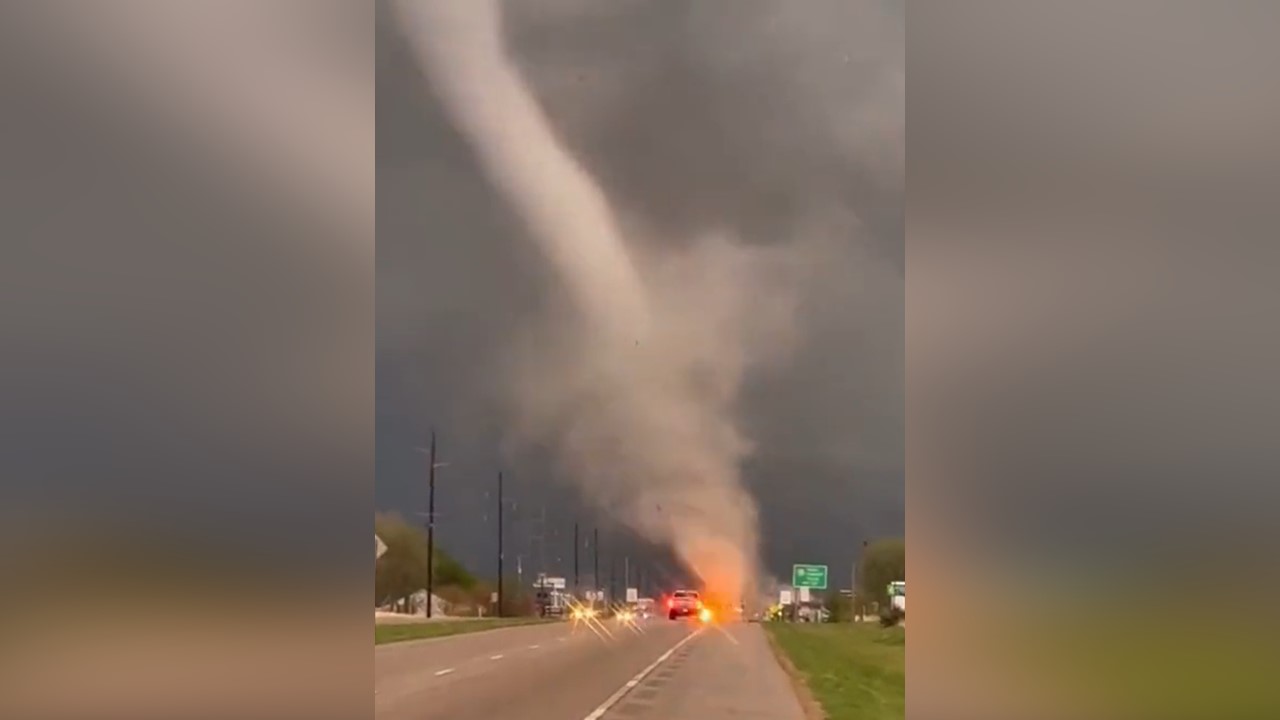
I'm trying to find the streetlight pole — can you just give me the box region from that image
[592,528,599,602]
[573,522,580,596]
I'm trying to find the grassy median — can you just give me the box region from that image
[765,622,905,720]
[374,617,557,645]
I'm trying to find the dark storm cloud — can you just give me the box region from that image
[377,0,902,588]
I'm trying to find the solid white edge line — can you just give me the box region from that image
[490,654,504,660]
[434,668,455,676]
[580,628,701,720]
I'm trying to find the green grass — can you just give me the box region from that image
[765,622,905,720]
[1013,612,1280,718]
[374,617,557,645]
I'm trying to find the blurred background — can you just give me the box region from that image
[909,2,1280,718]
[0,1,1277,719]
[0,2,372,718]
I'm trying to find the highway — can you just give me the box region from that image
[375,618,805,720]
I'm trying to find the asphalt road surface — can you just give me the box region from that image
[375,618,805,720]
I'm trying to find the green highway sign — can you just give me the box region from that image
[791,563,828,590]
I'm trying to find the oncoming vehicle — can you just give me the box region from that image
[635,598,655,619]
[666,590,704,621]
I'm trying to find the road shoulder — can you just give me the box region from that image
[763,622,829,720]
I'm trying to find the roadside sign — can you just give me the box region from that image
[626,587,638,603]
[375,534,387,559]
[798,586,811,603]
[791,564,828,589]
[779,589,793,605]
[490,592,499,603]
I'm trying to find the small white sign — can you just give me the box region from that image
[626,587,638,603]
[375,534,387,559]
[798,587,811,603]
[490,592,499,603]
[779,589,793,605]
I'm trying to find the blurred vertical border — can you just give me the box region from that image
[0,2,373,718]
[908,2,1280,718]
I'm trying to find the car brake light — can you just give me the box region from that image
[666,599,673,609]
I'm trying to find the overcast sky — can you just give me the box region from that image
[375,0,903,590]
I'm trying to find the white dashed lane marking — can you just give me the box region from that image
[580,629,700,720]
[490,654,504,660]
[434,668,455,676]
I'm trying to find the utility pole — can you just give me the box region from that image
[537,506,548,581]
[624,556,630,593]
[425,430,438,619]
[858,539,869,620]
[573,522,580,596]
[592,527,599,602]
[609,553,617,604]
[497,472,504,617]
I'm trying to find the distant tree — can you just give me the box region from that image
[374,513,480,612]
[497,575,536,617]
[433,547,477,590]
[827,593,855,622]
[467,581,495,612]
[374,513,429,609]
[857,538,905,608]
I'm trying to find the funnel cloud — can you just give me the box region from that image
[395,0,818,601]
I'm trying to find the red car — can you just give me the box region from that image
[666,589,702,620]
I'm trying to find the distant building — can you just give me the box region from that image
[888,581,905,612]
